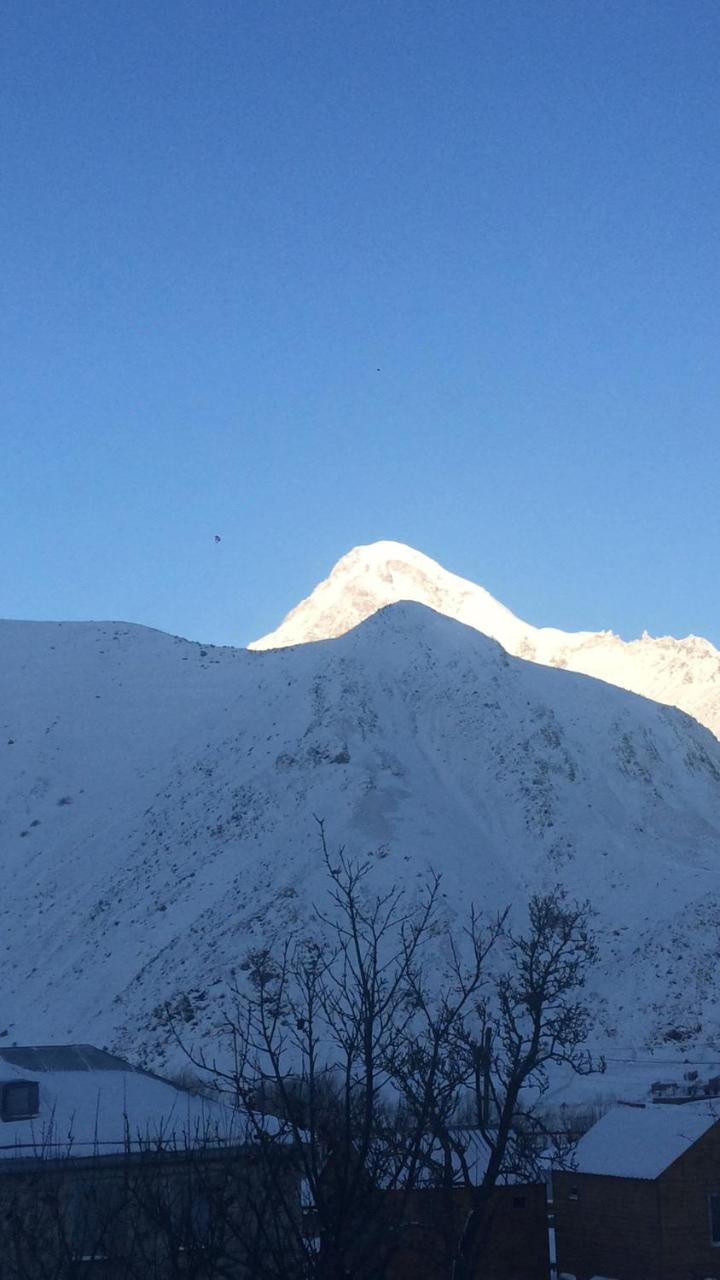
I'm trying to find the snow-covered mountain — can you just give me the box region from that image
[251,542,720,739]
[2,605,720,1076]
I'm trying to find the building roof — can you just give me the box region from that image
[415,1128,492,1187]
[0,1044,149,1074]
[392,1128,531,1188]
[0,1043,277,1162]
[570,1101,720,1180]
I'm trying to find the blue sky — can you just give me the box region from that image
[2,0,719,647]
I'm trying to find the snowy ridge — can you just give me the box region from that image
[2,606,720,1075]
[250,542,720,739]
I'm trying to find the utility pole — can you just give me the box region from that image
[474,1027,492,1127]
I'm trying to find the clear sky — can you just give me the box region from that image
[2,0,719,648]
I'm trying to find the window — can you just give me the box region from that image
[568,1185,579,1201]
[710,1192,720,1246]
[0,1080,39,1121]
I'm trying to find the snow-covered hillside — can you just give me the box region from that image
[251,542,720,739]
[2,607,720,1074]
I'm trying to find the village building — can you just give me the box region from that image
[553,1099,720,1280]
[380,1129,550,1280]
[384,1181,550,1280]
[0,1043,304,1278]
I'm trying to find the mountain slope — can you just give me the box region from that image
[2,608,720,1074]
[250,542,720,739]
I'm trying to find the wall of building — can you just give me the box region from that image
[553,1170,661,1280]
[657,1122,720,1280]
[0,1146,304,1280]
[385,1183,549,1280]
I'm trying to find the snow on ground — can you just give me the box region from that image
[2,602,720,1079]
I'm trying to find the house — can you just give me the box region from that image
[553,1099,720,1280]
[381,1129,550,1280]
[384,1182,550,1280]
[0,1044,304,1279]
[300,1123,549,1280]
[651,1069,720,1105]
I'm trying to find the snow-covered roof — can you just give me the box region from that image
[415,1128,491,1187]
[570,1101,720,1179]
[0,1043,264,1161]
[400,1128,530,1188]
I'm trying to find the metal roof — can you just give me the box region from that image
[0,1044,144,1074]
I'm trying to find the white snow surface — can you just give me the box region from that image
[570,1100,720,1179]
[250,542,720,740]
[2,603,720,1076]
[0,1048,242,1159]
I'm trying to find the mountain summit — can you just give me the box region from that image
[251,541,720,738]
[250,541,527,651]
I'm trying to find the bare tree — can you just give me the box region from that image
[177,822,467,1279]
[396,888,600,1280]
[172,826,600,1280]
